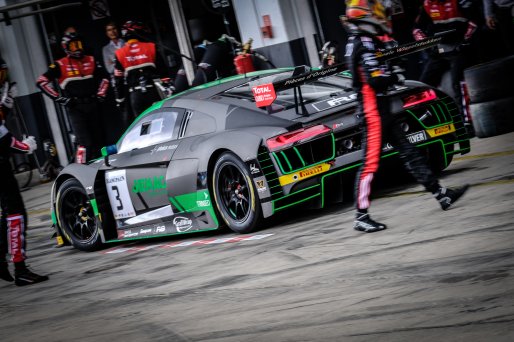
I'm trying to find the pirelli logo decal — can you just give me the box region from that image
[279,163,331,186]
[426,123,456,138]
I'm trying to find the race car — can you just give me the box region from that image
[51,66,471,251]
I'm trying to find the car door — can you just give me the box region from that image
[102,108,185,229]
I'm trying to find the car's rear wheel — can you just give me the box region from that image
[55,178,103,251]
[212,152,261,234]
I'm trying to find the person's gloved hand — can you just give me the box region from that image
[55,96,75,107]
[22,135,37,154]
[412,28,427,41]
[464,21,477,42]
[1,94,14,109]
[8,82,17,98]
[115,97,125,108]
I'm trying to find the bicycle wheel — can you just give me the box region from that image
[15,162,33,189]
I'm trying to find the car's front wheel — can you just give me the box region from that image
[55,178,103,251]
[212,152,261,234]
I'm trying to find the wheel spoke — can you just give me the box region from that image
[215,156,256,224]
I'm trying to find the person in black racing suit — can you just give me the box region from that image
[344,0,469,233]
[37,32,109,162]
[1,56,49,286]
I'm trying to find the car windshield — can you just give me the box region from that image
[221,70,353,113]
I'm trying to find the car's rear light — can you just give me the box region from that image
[403,89,437,108]
[266,124,331,151]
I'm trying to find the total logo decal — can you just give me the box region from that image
[103,233,275,254]
[173,216,193,232]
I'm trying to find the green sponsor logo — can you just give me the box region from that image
[132,176,166,193]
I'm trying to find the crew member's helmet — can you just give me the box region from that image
[121,20,150,40]
[319,41,339,67]
[61,32,84,58]
[345,0,391,35]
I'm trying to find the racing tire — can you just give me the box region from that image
[55,178,103,251]
[212,152,262,234]
[469,97,514,138]
[464,56,514,104]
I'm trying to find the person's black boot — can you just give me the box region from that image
[0,261,14,282]
[436,184,470,210]
[14,263,49,286]
[354,212,387,233]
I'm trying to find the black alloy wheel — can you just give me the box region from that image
[212,152,261,234]
[56,178,102,251]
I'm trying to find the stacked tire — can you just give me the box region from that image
[464,55,514,138]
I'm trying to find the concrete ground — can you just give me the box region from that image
[1,131,513,342]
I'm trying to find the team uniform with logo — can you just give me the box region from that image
[413,0,478,127]
[114,39,164,117]
[1,56,48,285]
[37,54,109,161]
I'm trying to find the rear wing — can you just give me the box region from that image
[252,32,452,113]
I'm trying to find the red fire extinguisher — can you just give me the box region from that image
[76,145,86,164]
[234,38,255,74]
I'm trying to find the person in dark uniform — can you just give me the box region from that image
[413,0,478,131]
[344,0,469,232]
[114,21,170,119]
[36,31,109,162]
[0,55,49,286]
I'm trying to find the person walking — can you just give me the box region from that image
[0,55,49,286]
[36,31,109,162]
[343,0,469,233]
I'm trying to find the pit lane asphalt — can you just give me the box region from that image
[1,132,513,342]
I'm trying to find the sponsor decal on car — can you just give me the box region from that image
[154,225,166,233]
[278,162,331,186]
[106,170,136,220]
[311,93,357,111]
[407,131,427,144]
[121,229,139,238]
[132,176,166,193]
[255,179,268,193]
[173,216,193,233]
[249,163,260,175]
[252,83,276,107]
[150,144,178,154]
[426,123,455,138]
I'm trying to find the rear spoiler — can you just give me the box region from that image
[252,31,453,112]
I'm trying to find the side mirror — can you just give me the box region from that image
[101,145,117,166]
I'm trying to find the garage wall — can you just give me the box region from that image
[232,0,320,67]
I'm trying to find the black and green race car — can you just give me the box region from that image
[51,66,471,251]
